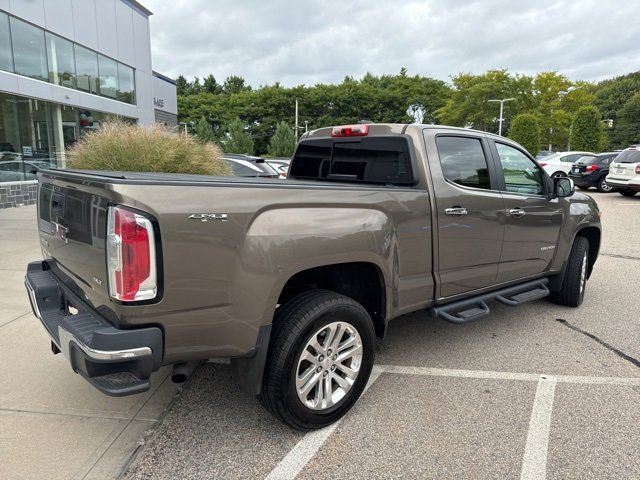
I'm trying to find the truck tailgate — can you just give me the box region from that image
[38,176,111,303]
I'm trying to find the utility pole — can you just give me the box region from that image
[488,98,514,136]
[294,99,299,139]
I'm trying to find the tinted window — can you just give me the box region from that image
[46,32,75,89]
[0,13,13,72]
[10,17,48,81]
[436,136,490,190]
[561,154,582,163]
[496,143,546,195]
[75,46,99,94]
[575,155,598,165]
[117,64,135,104]
[98,55,118,99]
[291,137,414,186]
[615,149,640,164]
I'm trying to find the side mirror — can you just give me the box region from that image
[554,177,574,198]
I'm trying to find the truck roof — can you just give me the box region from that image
[301,123,506,140]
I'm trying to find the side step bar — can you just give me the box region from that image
[429,278,550,324]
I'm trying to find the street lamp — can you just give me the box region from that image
[488,98,515,136]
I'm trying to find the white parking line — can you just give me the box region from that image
[520,376,557,480]
[264,365,640,480]
[264,366,384,480]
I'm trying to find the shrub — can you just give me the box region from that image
[570,106,602,152]
[67,120,231,175]
[507,113,541,155]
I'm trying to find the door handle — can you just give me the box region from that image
[445,207,468,216]
[509,208,526,217]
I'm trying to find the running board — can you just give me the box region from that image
[429,279,550,324]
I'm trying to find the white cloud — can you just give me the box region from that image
[143,0,640,85]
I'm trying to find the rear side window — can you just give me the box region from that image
[290,137,415,186]
[575,155,598,165]
[616,150,640,164]
[436,136,490,190]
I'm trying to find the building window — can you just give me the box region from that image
[98,55,118,99]
[45,32,76,89]
[117,64,136,104]
[9,17,48,82]
[0,13,13,72]
[74,45,99,95]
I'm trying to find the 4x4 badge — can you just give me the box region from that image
[189,213,228,223]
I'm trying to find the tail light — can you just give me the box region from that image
[586,165,600,172]
[107,206,157,302]
[538,162,547,167]
[636,164,640,174]
[331,124,369,137]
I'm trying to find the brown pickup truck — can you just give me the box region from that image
[25,123,601,429]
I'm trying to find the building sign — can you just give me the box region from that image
[153,97,165,108]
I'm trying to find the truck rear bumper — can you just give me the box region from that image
[25,261,163,396]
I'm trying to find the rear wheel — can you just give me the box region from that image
[550,236,589,307]
[259,290,375,430]
[619,189,638,197]
[596,177,613,193]
[551,171,566,179]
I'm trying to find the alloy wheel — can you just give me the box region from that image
[295,321,363,411]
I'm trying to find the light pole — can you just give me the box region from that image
[488,98,514,136]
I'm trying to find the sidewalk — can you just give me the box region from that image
[0,205,181,480]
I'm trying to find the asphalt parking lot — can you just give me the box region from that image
[123,191,640,480]
[1,191,638,480]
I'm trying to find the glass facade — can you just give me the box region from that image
[0,13,136,104]
[0,92,133,183]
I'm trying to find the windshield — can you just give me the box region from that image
[615,149,640,164]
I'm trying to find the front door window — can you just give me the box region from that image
[496,143,546,195]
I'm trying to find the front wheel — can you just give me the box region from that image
[259,290,375,430]
[619,189,638,197]
[550,236,589,307]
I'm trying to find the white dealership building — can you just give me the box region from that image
[0,0,177,207]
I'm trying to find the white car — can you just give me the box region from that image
[538,151,595,178]
[606,146,640,197]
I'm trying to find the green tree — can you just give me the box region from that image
[570,106,602,152]
[223,118,254,154]
[223,75,251,94]
[267,121,297,157]
[611,92,640,148]
[203,74,222,94]
[194,116,215,142]
[175,75,189,96]
[508,113,541,155]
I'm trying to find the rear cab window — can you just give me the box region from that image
[289,136,415,186]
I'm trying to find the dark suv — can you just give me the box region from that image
[569,152,620,192]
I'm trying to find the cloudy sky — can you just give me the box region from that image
[143,0,640,87]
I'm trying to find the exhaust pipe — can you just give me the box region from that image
[171,361,198,383]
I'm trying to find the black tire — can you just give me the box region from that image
[259,290,375,430]
[596,177,613,193]
[551,171,566,179]
[577,185,590,191]
[550,236,589,307]
[619,189,638,197]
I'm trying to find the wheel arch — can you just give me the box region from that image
[575,226,601,278]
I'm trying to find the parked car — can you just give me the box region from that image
[0,159,52,182]
[266,158,291,178]
[568,152,620,192]
[538,151,595,178]
[223,154,280,178]
[25,123,600,430]
[606,146,640,197]
[223,156,279,178]
[535,150,555,159]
